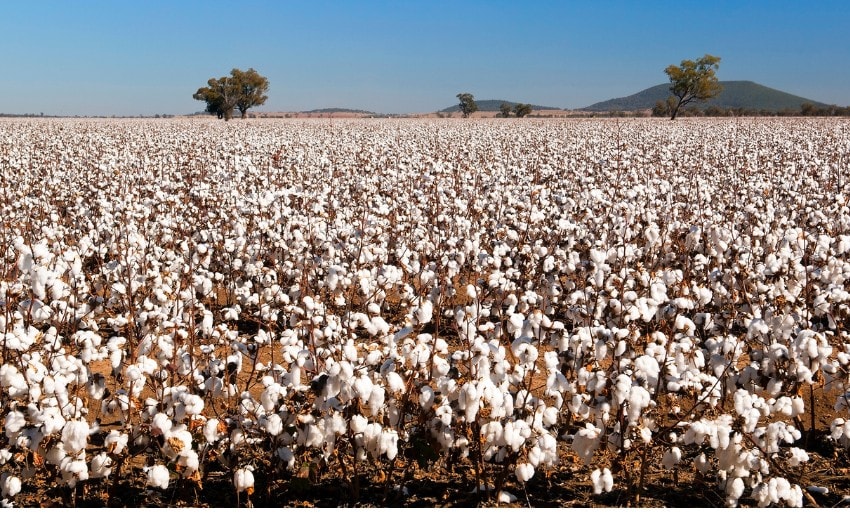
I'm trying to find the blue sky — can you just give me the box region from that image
[0,1,847,115]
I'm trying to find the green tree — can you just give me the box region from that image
[457,93,478,118]
[513,103,533,118]
[193,76,238,120]
[664,54,722,120]
[499,102,513,118]
[232,68,270,119]
[194,69,270,121]
[651,100,669,117]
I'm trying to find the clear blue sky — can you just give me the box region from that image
[1,0,847,116]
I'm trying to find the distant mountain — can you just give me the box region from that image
[302,108,375,114]
[583,81,828,112]
[438,99,560,113]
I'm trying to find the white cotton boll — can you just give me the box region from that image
[590,469,603,494]
[726,477,745,506]
[179,451,200,476]
[572,423,601,465]
[515,462,534,482]
[662,447,682,470]
[626,386,651,426]
[364,350,383,367]
[791,396,805,417]
[350,415,368,434]
[419,385,435,410]
[353,374,374,401]
[542,406,559,427]
[90,452,112,479]
[382,430,399,460]
[4,411,26,436]
[368,385,386,417]
[0,474,22,498]
[385,371,406,394]
[204,419,222,444]
[415,300,433,325]
[634,355,659,389]
[600,468,613,493]
[263,414,283,436]
[787,447,809,467]
[498,491,517,503]
[145,464,170,490]
[150,413,172,437]
[104,430,128,454]
[61,419,89,453]
[234,466,255,494]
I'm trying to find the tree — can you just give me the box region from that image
[651,100,669,117]
[499,102,513,118]
[231,68,269,119]
[193,76,238,120]
[193,69,269,121]
[457,93,478,118]
[513,103,533,118]
[664,54,722,120]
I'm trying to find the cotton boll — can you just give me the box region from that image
[104,430,128,454]
[515,463,534,482]
[0,474,21,498]
[350,414,368,434]
[385,371,406,394]
[89,452,112,479]
[203,418,222,444]
[419,385,435,410]
[662,447,682,470]
[590,469,603,494]
[572,423,601,465]
[61,419,89,453]
[787,447,809,467]
[145,464,170,490]
[234,466,255,494]
[262,414,284,436]
[726,477,745,507]
[4,411,26,437]
[369,386,386,417]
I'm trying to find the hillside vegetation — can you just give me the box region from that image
[584,81,828,112]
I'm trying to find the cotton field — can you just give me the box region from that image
[1,117,849,507]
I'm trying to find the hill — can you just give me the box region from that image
[302,107,375,114]
[583,81,828,112]
[438,99,560,113]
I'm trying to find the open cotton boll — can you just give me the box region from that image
[4,411,26,438]
[203,419,223,444]
[61,419,89,453]
[590,468,613,494]
[726,477,745,507]
[89,452,112,479]
[104,430,128,454]
[515,462,534,482]
[145,464,170,490]
[234,466,255,494]
[662,447,682,470]
[572,423,601,465]
[787,447,809,467]
[384,371,406,394]
[0,473,22,498]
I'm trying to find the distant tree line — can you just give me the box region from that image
[498,102,533,118]
[651,100,850,118]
